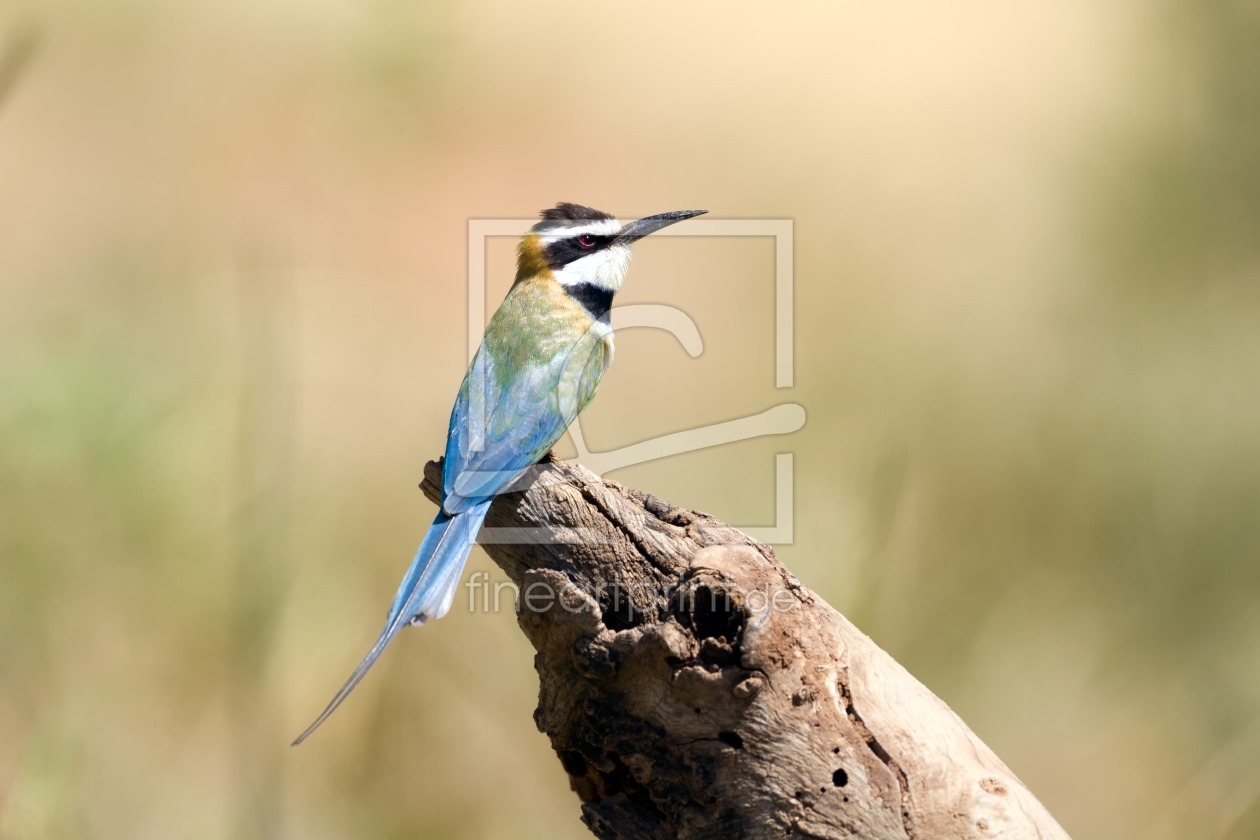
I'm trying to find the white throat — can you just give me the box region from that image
[551,244,632,292]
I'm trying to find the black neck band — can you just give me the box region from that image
[567,283,614,320]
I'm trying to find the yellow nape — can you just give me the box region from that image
[515,234,551,283]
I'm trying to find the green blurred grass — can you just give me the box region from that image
[2,2,1258,838]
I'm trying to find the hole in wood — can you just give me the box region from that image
[599,583,642,630]
[677,584,744,641]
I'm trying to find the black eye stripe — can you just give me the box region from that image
[544,233,616,269]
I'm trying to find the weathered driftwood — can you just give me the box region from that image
[420,454,1070,840]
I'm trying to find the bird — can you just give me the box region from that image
[292,202,707,744]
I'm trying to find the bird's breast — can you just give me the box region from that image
[482,277,608,381]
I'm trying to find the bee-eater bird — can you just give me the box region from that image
[293,202,707,744]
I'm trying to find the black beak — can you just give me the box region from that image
[615,209,707,244]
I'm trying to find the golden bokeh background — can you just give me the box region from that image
[2,1,1258,838]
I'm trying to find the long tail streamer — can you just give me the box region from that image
[291,500,491,745]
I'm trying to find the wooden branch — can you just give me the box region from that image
[421,454,1071,840]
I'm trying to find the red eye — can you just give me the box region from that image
[578,234,597,248]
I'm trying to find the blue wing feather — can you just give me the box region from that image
[441,332,606,512]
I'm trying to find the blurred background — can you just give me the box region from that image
[2,1,1258,838]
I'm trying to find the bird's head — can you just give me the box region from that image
[517,203,706,294]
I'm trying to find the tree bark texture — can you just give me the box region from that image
[420,454,1071,840]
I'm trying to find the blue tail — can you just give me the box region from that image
[291,500,491,745]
